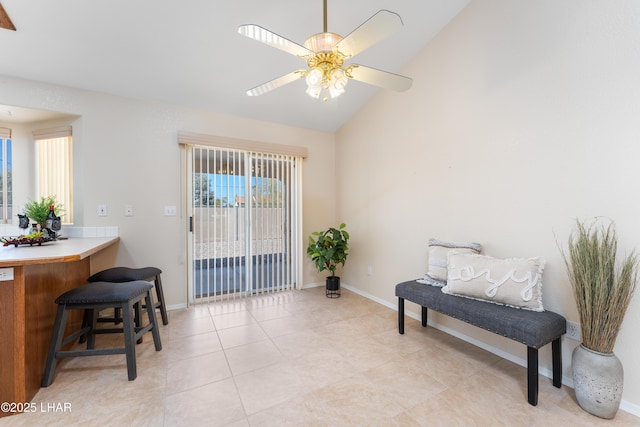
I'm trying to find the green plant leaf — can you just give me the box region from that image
[306,224,350,275]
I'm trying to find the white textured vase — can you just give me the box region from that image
[572,344,623,419]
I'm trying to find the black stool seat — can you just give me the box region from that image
[57,281,152,305]
[42,280,162,387]
[89,266,168,325]
[88,267,161,283]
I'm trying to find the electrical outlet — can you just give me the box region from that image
[567,320,581,341]
[0,267,14,281]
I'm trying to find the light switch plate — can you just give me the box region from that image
[164,205,177,216]
[98,204,108,216]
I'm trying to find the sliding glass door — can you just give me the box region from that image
[188,145,301,303]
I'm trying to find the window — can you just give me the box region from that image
[0,127,12,223]
[33,126,73,223]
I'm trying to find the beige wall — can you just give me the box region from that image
[3,0,639,412]
[336,0,640,411]
[0,76,336,309]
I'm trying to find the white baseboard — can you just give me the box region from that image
[167,303,188,311]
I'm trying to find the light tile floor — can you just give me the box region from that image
[2,287,640,426]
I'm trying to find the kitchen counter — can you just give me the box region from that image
[0,236,119,266]
[0,236,120,416]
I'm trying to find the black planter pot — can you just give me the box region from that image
[326,276,340,298]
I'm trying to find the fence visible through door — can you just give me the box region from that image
[190,146,301,303]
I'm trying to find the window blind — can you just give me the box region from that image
[190,145,302,303]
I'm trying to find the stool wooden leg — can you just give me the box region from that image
[42,305,69,387]
[79,309,91,344]
[155,274,169,325]
[134,302,143,344]
[121,300,138,381]
[145,290,163,351]
[86,308,98,349]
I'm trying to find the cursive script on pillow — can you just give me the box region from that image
[443,251,545,311]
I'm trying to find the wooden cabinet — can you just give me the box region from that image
[0,237,118,417]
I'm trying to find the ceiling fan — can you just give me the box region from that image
[238,0,412,101]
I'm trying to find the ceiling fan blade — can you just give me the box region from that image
[238,24,313,58]
[0,3,16,31]
[335,10,403,58]
[246,70,306,96]
[347,64,412,92]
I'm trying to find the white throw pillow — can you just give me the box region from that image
[426,238,481,284]
[443,251,545,311]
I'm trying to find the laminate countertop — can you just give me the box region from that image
[0,236,120,267]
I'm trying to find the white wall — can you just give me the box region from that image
[336,0,640,410]
[0,76,336,308]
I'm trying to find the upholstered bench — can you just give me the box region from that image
[395,280,566,406]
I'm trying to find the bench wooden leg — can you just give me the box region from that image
[398,297,404,334]
[422,306,428,327]
[552,337,562,388]
[527,346,538,406]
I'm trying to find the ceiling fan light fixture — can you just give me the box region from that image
[303,32,343,52]
[305,84,322,99]
[328,68,347,98]
[304,66,347,100]
[305,68,323,99]
[305,68,323,87]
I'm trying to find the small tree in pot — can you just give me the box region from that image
[307,223,349,298]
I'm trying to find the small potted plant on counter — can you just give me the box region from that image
[307,223,349,298]
[22,196,63,237]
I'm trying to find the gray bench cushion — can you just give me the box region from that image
[395,280,566,348]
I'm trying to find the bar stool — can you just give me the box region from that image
[42,280,162,387]
[88,266,169,325]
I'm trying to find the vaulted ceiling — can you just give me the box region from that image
[0,1,469,132]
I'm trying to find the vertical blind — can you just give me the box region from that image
[33,126,73,223]
[0,127,11,223]
[191,145,302,303]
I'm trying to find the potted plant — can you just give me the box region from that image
[307,223,349,298]
[561,219,639,419]
[23,196,64,230]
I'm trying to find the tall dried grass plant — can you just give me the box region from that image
[561,220,638,353]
